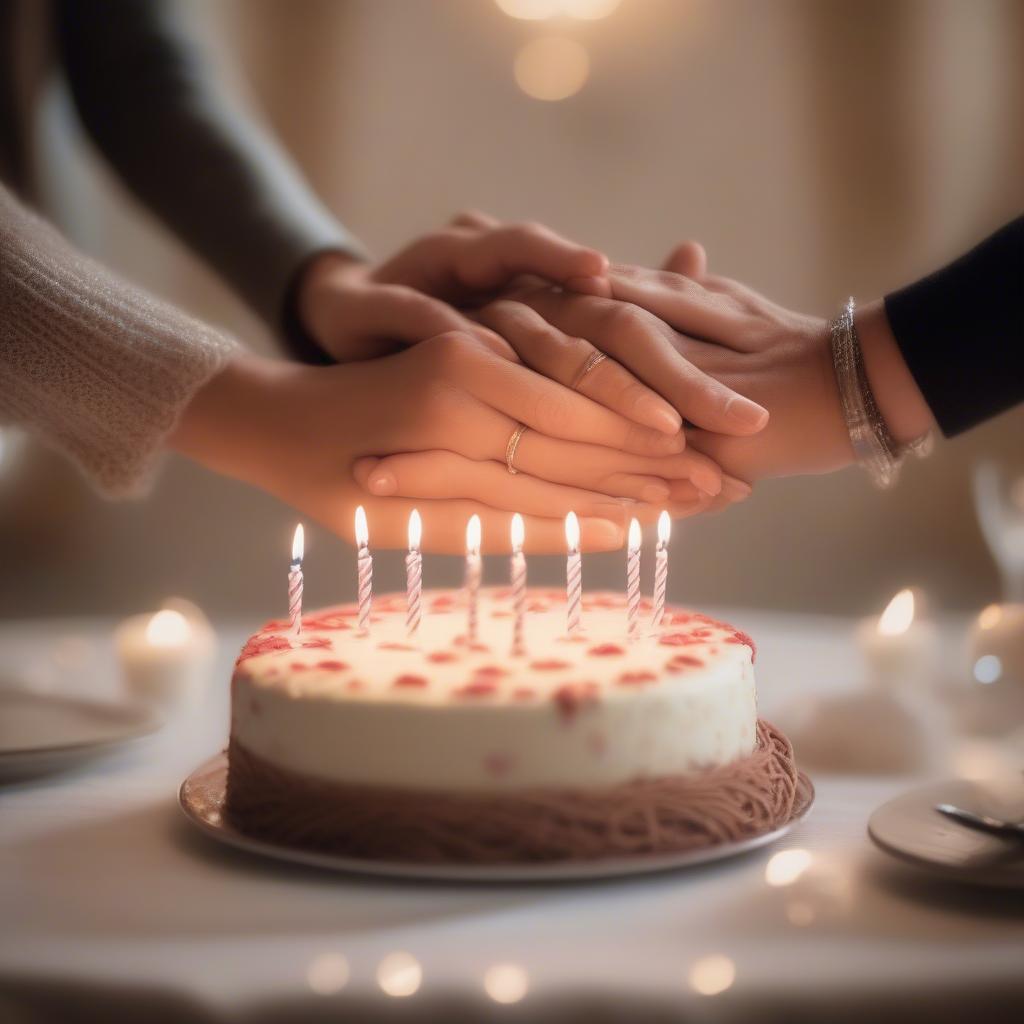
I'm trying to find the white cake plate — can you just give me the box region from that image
[868,777,1024,890]
[179,753,814,882]
[0,689,162,782]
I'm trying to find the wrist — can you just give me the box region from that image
[295,250,369,352]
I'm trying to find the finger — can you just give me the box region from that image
[662,240,707,278]
[449,209,500,230]
[457,223,608,293]
[335,490,624,554]
[474,300,681,435]
[353,452,628,522]
[515,292,769,436]
[348,284,469,344]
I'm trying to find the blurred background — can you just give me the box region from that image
[1,0,1022,622]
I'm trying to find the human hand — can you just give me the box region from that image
[170,335,722,554]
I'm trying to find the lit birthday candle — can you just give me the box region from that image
[288,524,304,636]
[565,511,582,636]
[626,517,641,639]
[406,509,423,638]
[652,511,670,629]
[355,505,372,635]
[466,514,482,642]
[510,513,527,655]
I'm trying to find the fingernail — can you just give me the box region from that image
[368,470,397,496]
[641,482,671,503]
[654,430,687,454]
[726,395,769,431]
[721,475,752,500]
[640,397,682,435]
[581,518,625,550]
[690,464,722,497]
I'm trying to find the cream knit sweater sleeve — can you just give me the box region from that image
[0,183,238,497]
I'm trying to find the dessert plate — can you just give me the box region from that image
[179,753,815,882]
[868,777,1024,889]
[0,689,162,782]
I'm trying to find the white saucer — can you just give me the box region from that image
[179,753,814,882]
[868,777,1024,889]
[0,689,162,782]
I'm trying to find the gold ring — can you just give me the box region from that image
[505,423,527,475]
[571,351,608,391]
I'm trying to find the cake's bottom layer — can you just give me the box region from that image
[225,722,799,865]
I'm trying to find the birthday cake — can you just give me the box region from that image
[225,588,799,864]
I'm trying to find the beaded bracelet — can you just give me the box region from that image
[830,298,932,489]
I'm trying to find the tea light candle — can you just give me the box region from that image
[115,606,215,709]
[857,588,938,687]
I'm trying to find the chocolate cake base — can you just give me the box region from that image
[225,721,799,865]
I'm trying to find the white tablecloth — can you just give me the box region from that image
[2,612,1022,1023]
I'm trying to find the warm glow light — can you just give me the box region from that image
[688,955,736,996]
[483,963,529,1004]
[291,523,305,564]
[514,37,590,101]
[565,510,580,553]
[511,512,525,552]
[377,952,422,998]
[973,654,1002,684]
[628,517,642,551]
[355,506,369,548]
[408,509,422,551]
[307,953,350,995]
[562,0,622,18]
[657,510,671,545]
[145,609,190,648]
[467,514,482,556]
[877,588,914,636]
[765,848,813,887]
[495,0,561,18]
[978,603,1002,630]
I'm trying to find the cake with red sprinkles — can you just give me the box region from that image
[225,588,799,865]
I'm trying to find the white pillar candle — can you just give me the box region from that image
[355,505,373,636]
[652,511,670,629]
[510,513,527,656]
[565,511,582,636]
[406,509,423,638]
[626,517,641,639]
[465,514,482,642]
[856,588,937,687]
[288,524,304,636]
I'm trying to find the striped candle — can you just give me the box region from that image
[565,511,582,635]
[406,509,422,638]
[288,524,304,636]
[355,505,372,635]
[626,518,641,640]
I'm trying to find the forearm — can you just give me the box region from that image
[0,184,237,497]
[54,0,364,337]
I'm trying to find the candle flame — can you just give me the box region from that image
[657,510,671,545]
[145,608,190,647]
[467,514,481,555]
[408,508,422,551]
[511,512,525,552]
[355,505,369,548]
[628,517,641,551]
[878,588,914,636]
[291,523,304,563]
[565,511,580,552]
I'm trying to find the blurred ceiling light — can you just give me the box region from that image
[496,0,563,19]
[483,963,529,1004]
[561,0,622,18]
[377,952,422,998]
[306,953,350,995]
[688,955,736,996]
[514,36,590,101]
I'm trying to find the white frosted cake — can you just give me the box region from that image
[226,588,795,864]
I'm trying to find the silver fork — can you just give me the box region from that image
[935,803,1024,841]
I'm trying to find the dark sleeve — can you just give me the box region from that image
[884,216,1024,436]
[53,0,364,350]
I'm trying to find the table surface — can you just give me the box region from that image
[2,610,1022,1023]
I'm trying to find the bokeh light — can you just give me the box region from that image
[764,848,813,887]
[377,951,422,998]
[483,963,530,1004]
[514,37,590,101]
[688,954,736,996]
[973,654,1002,684]
[562,0,622,18]
[495,0,562,19]
[306,953,350,995]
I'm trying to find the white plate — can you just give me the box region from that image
[0,689,162,782]
[179,754,814,882]
[868,777,1024,889]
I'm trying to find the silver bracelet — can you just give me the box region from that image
[830,298,932,489]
